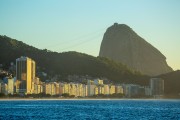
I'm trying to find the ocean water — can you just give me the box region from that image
[0,99,180,120]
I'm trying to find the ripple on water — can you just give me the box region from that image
[0,99,180,120]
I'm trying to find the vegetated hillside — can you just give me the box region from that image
[158,70,180,95]
[0,35,149,85]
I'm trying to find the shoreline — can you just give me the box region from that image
[0,97,180,101]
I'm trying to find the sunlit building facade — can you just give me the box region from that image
[16,57,36,94]
[104,85,110,95]
[8,78,14,95]
[109,85,115,95]
[115,85,123,94]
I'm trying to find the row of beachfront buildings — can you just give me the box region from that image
[0,57,164,97]
[0,78,164,97]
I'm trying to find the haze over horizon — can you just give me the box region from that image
[0,0,180,70]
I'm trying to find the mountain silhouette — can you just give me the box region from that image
[99,23,173,76]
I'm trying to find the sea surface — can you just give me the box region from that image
[0,99,180,120]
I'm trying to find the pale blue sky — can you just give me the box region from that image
[0,0,180,70]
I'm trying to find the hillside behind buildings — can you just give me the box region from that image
[0,35,149,85]
[0,35,180,95]
[158,70,180,95]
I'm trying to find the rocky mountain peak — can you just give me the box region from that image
[99,23,173,76]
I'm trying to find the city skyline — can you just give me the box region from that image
[0,0,180,70]
[0,56,178,101]
[0,56,161,98]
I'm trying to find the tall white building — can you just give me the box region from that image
[150,78,164,96]
[87,80,95,96]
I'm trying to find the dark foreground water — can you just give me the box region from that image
[0,99,180,120]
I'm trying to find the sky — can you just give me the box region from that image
[0,0,180,70]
